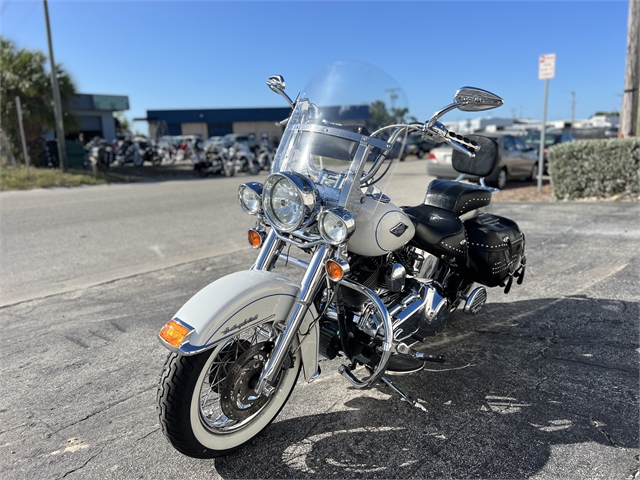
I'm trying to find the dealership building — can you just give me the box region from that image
[68,94,129,141]
[143,105,369,143]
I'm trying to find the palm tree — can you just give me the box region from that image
[0,37,79,167]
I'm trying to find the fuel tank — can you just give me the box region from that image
[347,195,415,257]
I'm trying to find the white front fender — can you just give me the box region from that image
[161,270,319,382]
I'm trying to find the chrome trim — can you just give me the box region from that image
[297,123,391,150]
[271,227,326,249]
[267,75,295,107]
[455,86,504,112]
[263,172,319,233]
[251,229,284,271]
[317,207,356,246]
[238,182,264,215]
[464,286,487,315]
[278,252,309,270]
[256,245,331,395]
[337,278,393,389]
[248,228,267,249]
[326,257,350,282]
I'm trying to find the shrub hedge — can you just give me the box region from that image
[548,138,640,200]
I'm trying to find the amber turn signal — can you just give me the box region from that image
[159,319,191,348]
[248,229,264,249]
[325,260,345,282]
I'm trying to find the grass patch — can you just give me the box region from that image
[0,166,130,191]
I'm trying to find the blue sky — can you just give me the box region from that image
[2,1,630,131]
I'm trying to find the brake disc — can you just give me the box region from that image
[220,342,275,422]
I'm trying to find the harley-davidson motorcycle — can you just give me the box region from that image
[156,65,526,459]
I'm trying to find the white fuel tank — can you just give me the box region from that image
[347,196,415,257]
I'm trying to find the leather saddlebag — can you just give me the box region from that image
[464,214,525,287]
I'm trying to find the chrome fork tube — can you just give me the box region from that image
[256,245,330,395]
[251,229,283,271]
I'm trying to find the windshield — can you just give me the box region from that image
[270,61,410,189]
[270,100,362,185]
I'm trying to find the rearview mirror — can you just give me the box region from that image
[454,87,504,112]
[267,75,286,92]
[267,75,295,107]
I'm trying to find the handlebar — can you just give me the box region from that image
[360,120,480,186]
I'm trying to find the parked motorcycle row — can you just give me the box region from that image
[83,135,162,168]
[83,133,276,179]
[190,136,275,177]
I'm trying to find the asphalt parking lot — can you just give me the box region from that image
[0,195,638,479]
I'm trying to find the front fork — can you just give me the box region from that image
[252,230,330,396]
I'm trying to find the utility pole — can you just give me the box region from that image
[15,97,31,178]
[385,87,400,110]
[620,0,639,137]
[43,0,67,171]
[569,91,576,124]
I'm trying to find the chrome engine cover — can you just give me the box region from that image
[356,282,450,342]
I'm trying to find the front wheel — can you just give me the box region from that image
[157,326,301,458]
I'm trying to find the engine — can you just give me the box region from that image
[318,250,451,360]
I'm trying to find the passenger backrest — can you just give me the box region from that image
[452,135,500,177]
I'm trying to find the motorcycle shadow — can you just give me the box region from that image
[215,295,639,479]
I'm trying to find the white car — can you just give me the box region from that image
[426,133,539,189]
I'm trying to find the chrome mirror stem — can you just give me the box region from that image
[267,75,295,107]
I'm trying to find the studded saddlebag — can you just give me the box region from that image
[464,214,525,288]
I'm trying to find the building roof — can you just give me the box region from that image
[69,94,129,111]
[145,105,369,124]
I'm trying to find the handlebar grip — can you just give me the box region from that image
[449,139,476,157]
[446,130,479,151]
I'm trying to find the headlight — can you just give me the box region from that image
[263,173,317,232]
[238,182,263,215]
[318,207,356,245]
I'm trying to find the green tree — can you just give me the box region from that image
[0,37,79,167]
[364,100,413,139]
[114,111,131,135]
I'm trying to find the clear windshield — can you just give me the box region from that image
[270,101,361,185]
[271,61,410,186]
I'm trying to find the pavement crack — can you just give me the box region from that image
[629,454,640,480]
[136,427,160,442]
[590,417,616,448]
[535,374,549,390]
[59,447,103,479]
[53,384,156,434]
[548,356,637,375]
[535,323,558,360]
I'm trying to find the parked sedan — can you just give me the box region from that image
[402,133,437,159]
[426,133,539,189]
[522,130,575,173]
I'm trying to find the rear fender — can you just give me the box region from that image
[160,270,319,382]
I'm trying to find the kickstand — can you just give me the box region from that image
[380,376,427,413]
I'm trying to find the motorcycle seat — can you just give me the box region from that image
[423,179,492,217]
[402,204,467,260]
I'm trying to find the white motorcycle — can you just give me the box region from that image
[156,64,526,458]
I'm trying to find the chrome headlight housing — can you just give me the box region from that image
[317,207,356,245]
[263,173,318,232]
[238,182,263,215]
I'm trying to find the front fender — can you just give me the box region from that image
[161,270,319,382]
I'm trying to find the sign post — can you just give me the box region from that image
[538,53,555,192]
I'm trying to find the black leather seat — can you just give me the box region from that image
[423,179,492,217]
[402,204,467,260]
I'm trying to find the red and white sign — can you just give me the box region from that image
[539,53,556,80]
